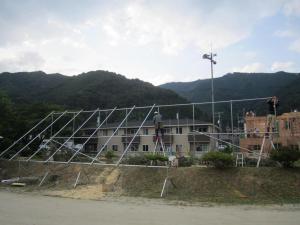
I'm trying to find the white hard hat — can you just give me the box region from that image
[154,111,158,114]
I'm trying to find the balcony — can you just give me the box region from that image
[188,133,210,142]
[152,134,173,143]
[122,135,141,143]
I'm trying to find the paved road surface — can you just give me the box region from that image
[0,191,299,225]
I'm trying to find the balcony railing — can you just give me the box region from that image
[152,134,173,143]
[122,135,141,143]
[188,133,210,142]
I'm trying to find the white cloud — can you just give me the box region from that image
[271,61,294,71]
[0,51,45,72]
[0,0,298,84]
[100,0,286,55]
[232,62,265,73]
[289,38,300,52]
[283,0,300,16]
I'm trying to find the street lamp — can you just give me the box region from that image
[202,52,217,128]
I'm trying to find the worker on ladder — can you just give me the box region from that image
[153,111,164,141]
[257,96,279,167]
[266,96,279,136]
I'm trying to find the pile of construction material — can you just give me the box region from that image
[1,176,39,187]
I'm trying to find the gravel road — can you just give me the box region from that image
[0,191,299,225]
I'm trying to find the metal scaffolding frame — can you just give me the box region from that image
[66,107,117,163]
[0,96,276,168]
[50,139,101,163]
[26,110,83,161]
[9,111,68,160]
[90,106,136,165]
[116,104,156,165]
[44,109,100,162]
[0,111,53,158]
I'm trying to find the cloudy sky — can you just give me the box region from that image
[0,0,299,85]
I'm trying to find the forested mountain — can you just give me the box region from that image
[161,72,300,115]
[278,76,300,112]
[0,70,187,109]
[0,70,190,150]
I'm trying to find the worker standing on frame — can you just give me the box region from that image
[153,111,164,140]
[266,96,279,136]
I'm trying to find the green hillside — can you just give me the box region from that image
[161,72,300,121]
[161,72,299,102]
[0,70,187,109]
[0,70,189,150]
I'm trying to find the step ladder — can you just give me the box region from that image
[235,153,245,167]
[153,135,166,156]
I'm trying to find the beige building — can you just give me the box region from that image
[240,111,300,155]
[82,119,217,157]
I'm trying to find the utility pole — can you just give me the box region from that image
[203,52,217,128]
[215,112,223,130]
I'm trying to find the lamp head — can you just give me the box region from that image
[202,54,209,59]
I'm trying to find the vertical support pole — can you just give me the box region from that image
[72,112,75,143]
[51,114,54,137]
[125,108,128,158]
[192,104,195,156]
[210,53,215,128]
[230,100,234,146]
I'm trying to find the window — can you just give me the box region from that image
[124,144,139,151]
[164,127,172,134]
[143,128,149,135]
[128,129,138,135]
[113,129,118,135]
[142,145,149,152]
[176,127,182,134]
[198,127,207,132]
[190,126,208,132]
[196,144,209,152]
[112,145,118,151]
[130,144,138,151]
[249,145,261,151]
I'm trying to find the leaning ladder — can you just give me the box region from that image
[256,135,276,168]
[257,116,277,168]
